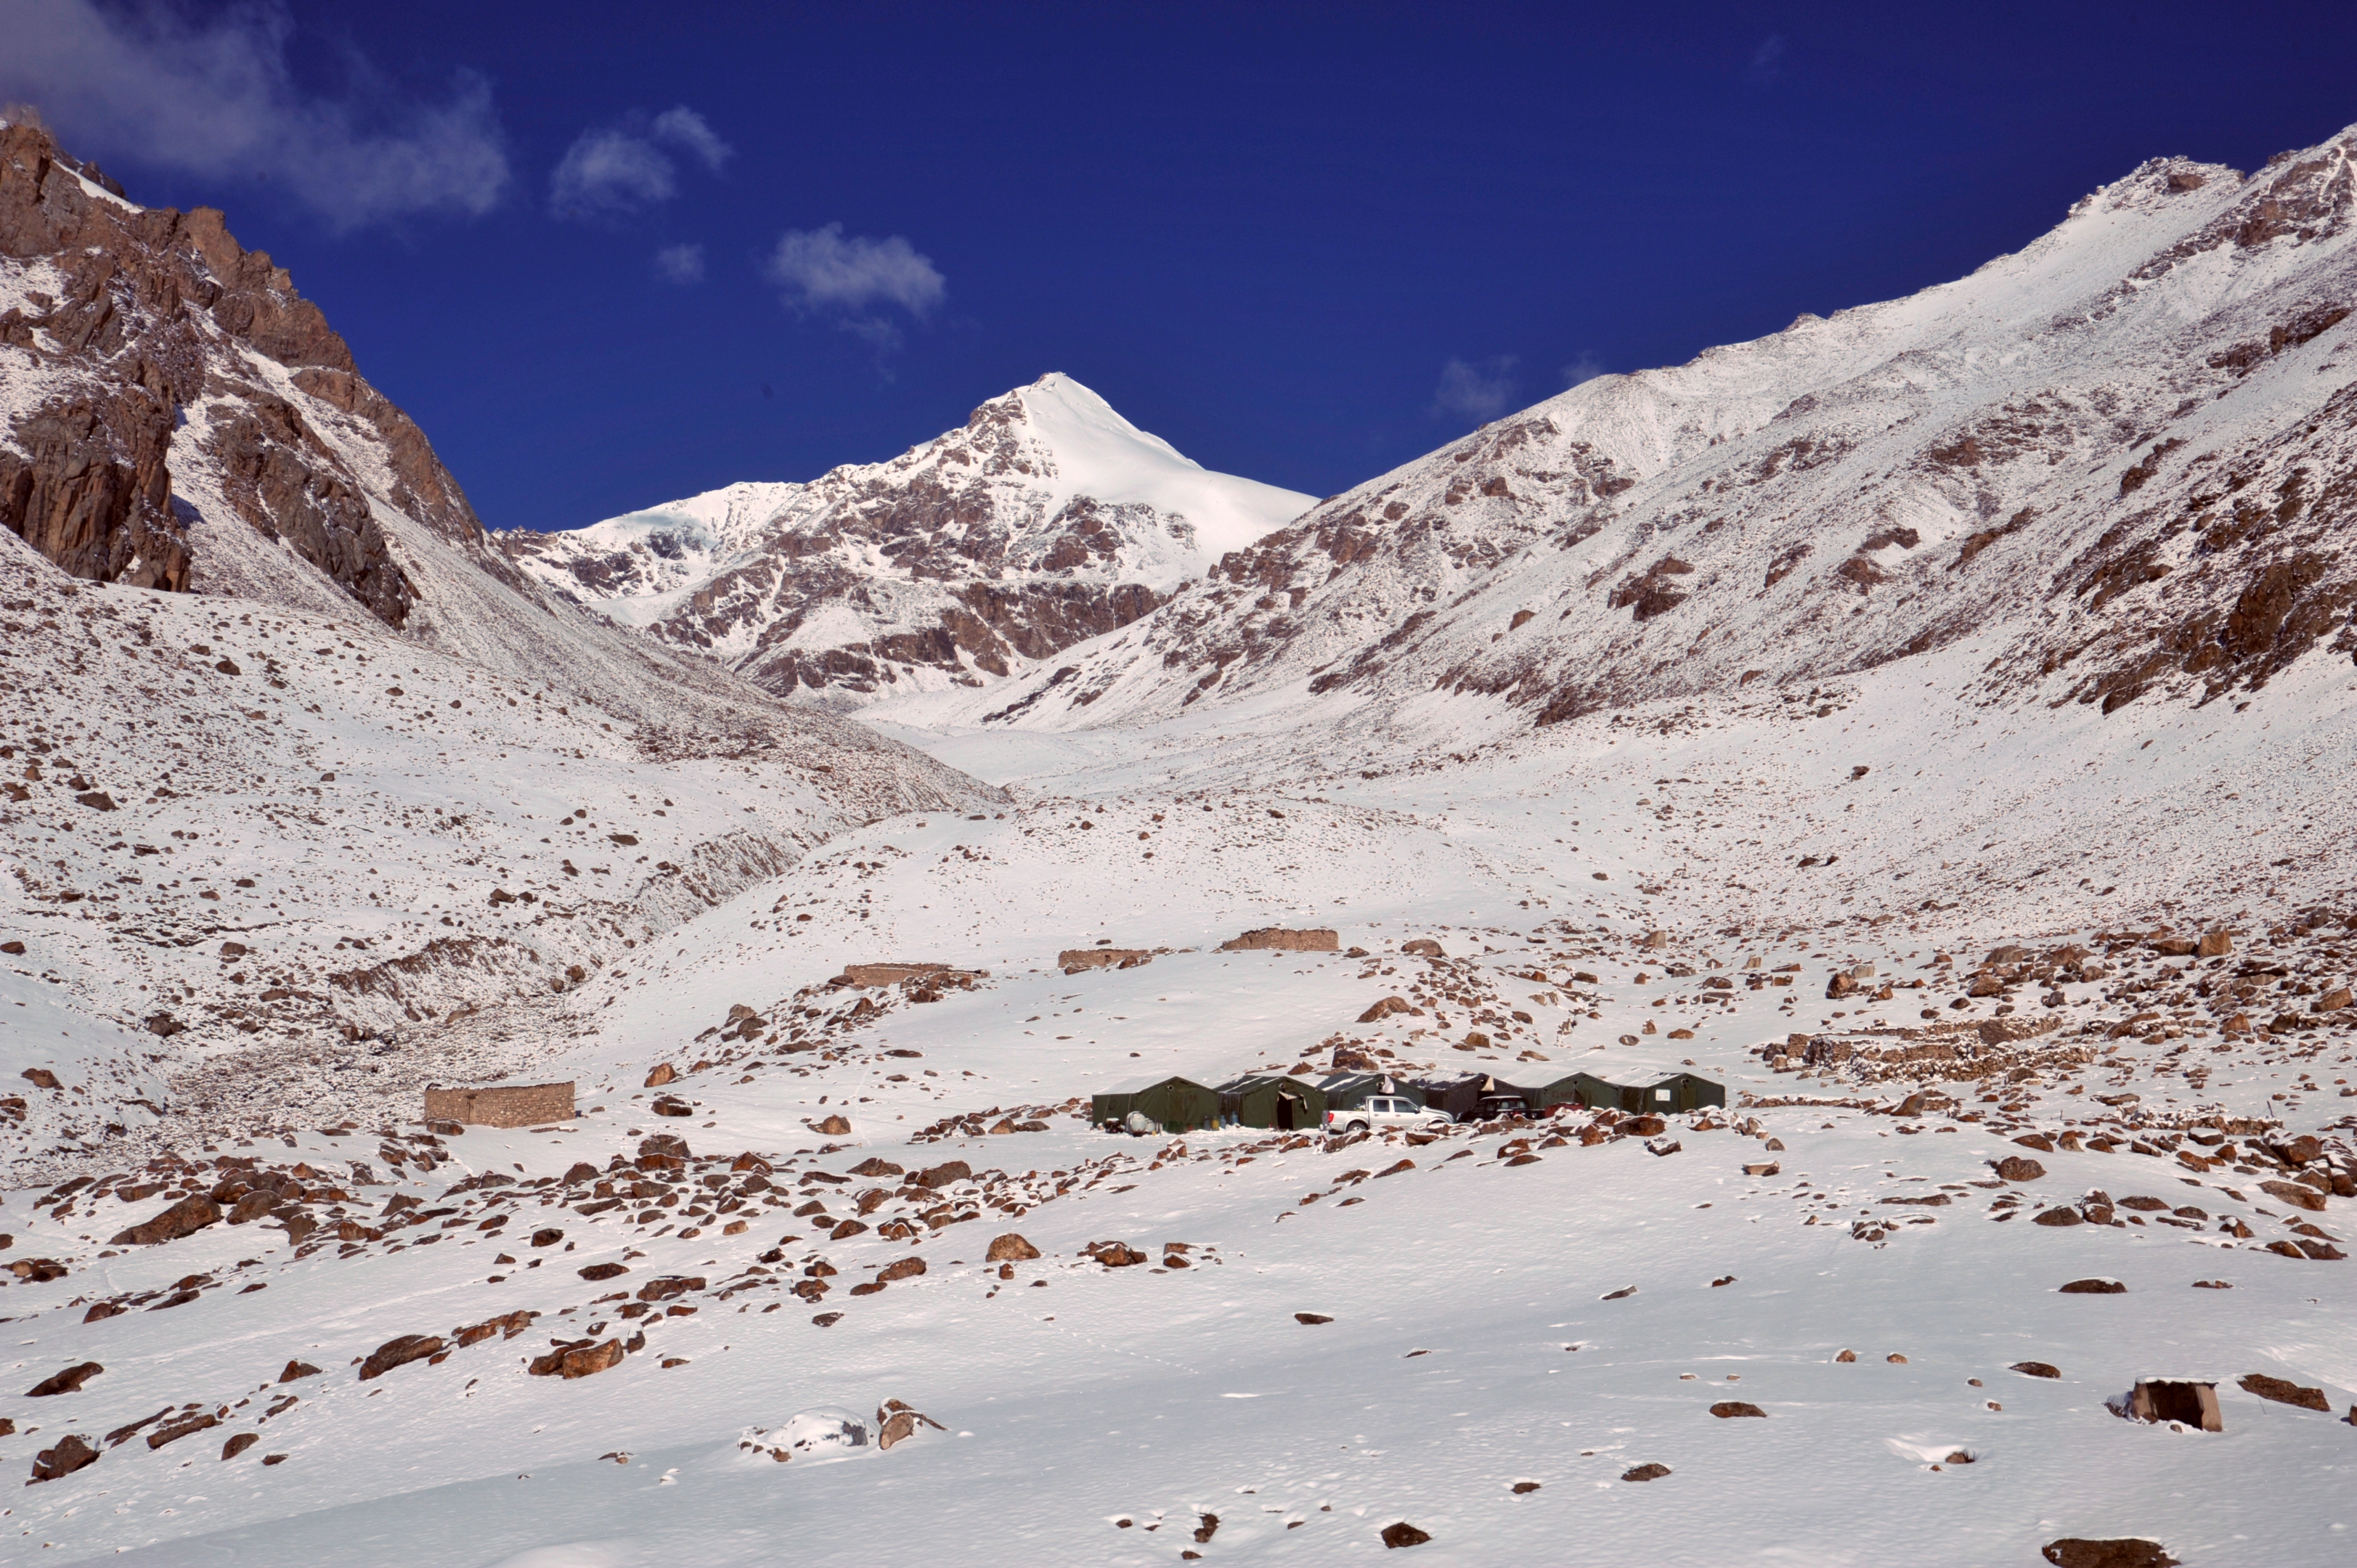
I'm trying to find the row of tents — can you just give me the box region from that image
[1091,1066,1726,1135]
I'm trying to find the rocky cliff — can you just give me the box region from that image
[0,118,507,626]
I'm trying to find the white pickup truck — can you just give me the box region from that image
[1325,1093,1452,1135]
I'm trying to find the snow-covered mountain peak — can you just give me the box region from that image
[498,373,1314,703]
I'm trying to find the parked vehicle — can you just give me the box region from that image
[1325,1093,1452,1135]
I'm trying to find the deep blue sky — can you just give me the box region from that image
[18,1,2357,531]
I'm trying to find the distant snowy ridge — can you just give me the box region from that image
[496,373,1314,706]
[874,127,2357,740]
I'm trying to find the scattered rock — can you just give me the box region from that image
[1295,1312,1334,1325]
[2041,1540,2178,1568]
[146,1413,218,1450]
[279,1360,321,1382]
[2260,1180,2327,1213]
[811,1114,852,1136]
[357,1335,444,1380]
[1401,939,1444,957]
[1619,1463,1672,1482]
[1380,1521,1433,1547]
[644,1063,677,1087]
[2032,1207,2084,1227]
[578,1262,630,1281]
[986,1233,1040,1262]
[221,1432,259,1461]
[2011,1362,2062,1379]
[2060,1278,2126,1294]
[2237,1373,2329,1411]
[531,1228,563,1248]
[1835,1349,1857,1363]
[876,1400,945,1450]
[29,1433,97,1483]
[1602,1285,1637,1301]
[1709,1401,1767,1418]
[1992,1156,2048,1182]
[25,1360,104,1398]
[528,1339,624,1379]
[916,1160,972,1189]
[1511,1481,1541,1494]
[1887,1354,1909,1364]
[1743,1161,1780,1177]
[110,1195,222,1246]
[876,1257,927,1283]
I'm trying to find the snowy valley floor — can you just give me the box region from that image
[4,641,2356,1566]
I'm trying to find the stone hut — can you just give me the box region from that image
[423,1080,575,1128]
[1218,927,1339,953]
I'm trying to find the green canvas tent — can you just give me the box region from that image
[1640,1071,1727,1113]
[1524,1071,1621,1113]
[1216,1073,1328,1130]
[1091,1074,1221,1133]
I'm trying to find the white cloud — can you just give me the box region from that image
[651,107,730,172]
[1432,356,1518,423]
[552,126,675,216]
[0,0,508,231]
[1749,34,1787,83]
[1561,351,1608,388]
[766,223,946,338]
[654,242,705,285]
[550,105,730,219]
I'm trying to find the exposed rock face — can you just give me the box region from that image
[931,128,2357,736]
[497,375,1311,706]
[0,119,506,624]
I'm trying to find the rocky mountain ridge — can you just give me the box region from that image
[876,127,2357,741]
[495,373,1311,706]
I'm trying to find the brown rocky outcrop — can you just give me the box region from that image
[0,120,498,621]
[110,1195,221,1246]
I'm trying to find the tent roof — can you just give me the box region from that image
[1099,1072,1221,1096]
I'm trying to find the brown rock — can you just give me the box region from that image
[2059,1278,2126,1294]
[28,1433,97,1484]
[849,1157,904,1177]
[579,1262,630,1281]
[2318,987,2353,1013]
[2032,1207,2084,1227]
[2012,1132,2056,1153]
[1834,1349,1857,1363]
[2260,1180,2327,1212]
[811,1114,852,1136]
[2011,1361,2062,1379]
[357,1334,444,1381]
[1358,995,1415,1023]
[2040,1540,2178,1568]
[2236,1372,2329,1411]
[986,1233,1041,1262]
[644,1063,677,1088]
[876,1402,945,1450]
[227,1190,281,1225]
[221,1432,259,1461]
[635,1275,705,1302]
[110,1194,222,1246]
[1511,1481,1541,1494]
[25,1360,103,1397]
[1619,1463,1672,1482]
[21,1066,60,1090]
[1709,1401,1767,1418]
[876,1257,927,1284]
[1401,939,1444,957]
[2197,931,2234,958]
[1380,1521,1433,1547]
[146,1413,219,1451]
[1295,1312,1335,1325]
[278,1360,321,1383]
[1992,1156,2047,1182]
[916,1160,972,1189]
[529,1339,624,1379]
